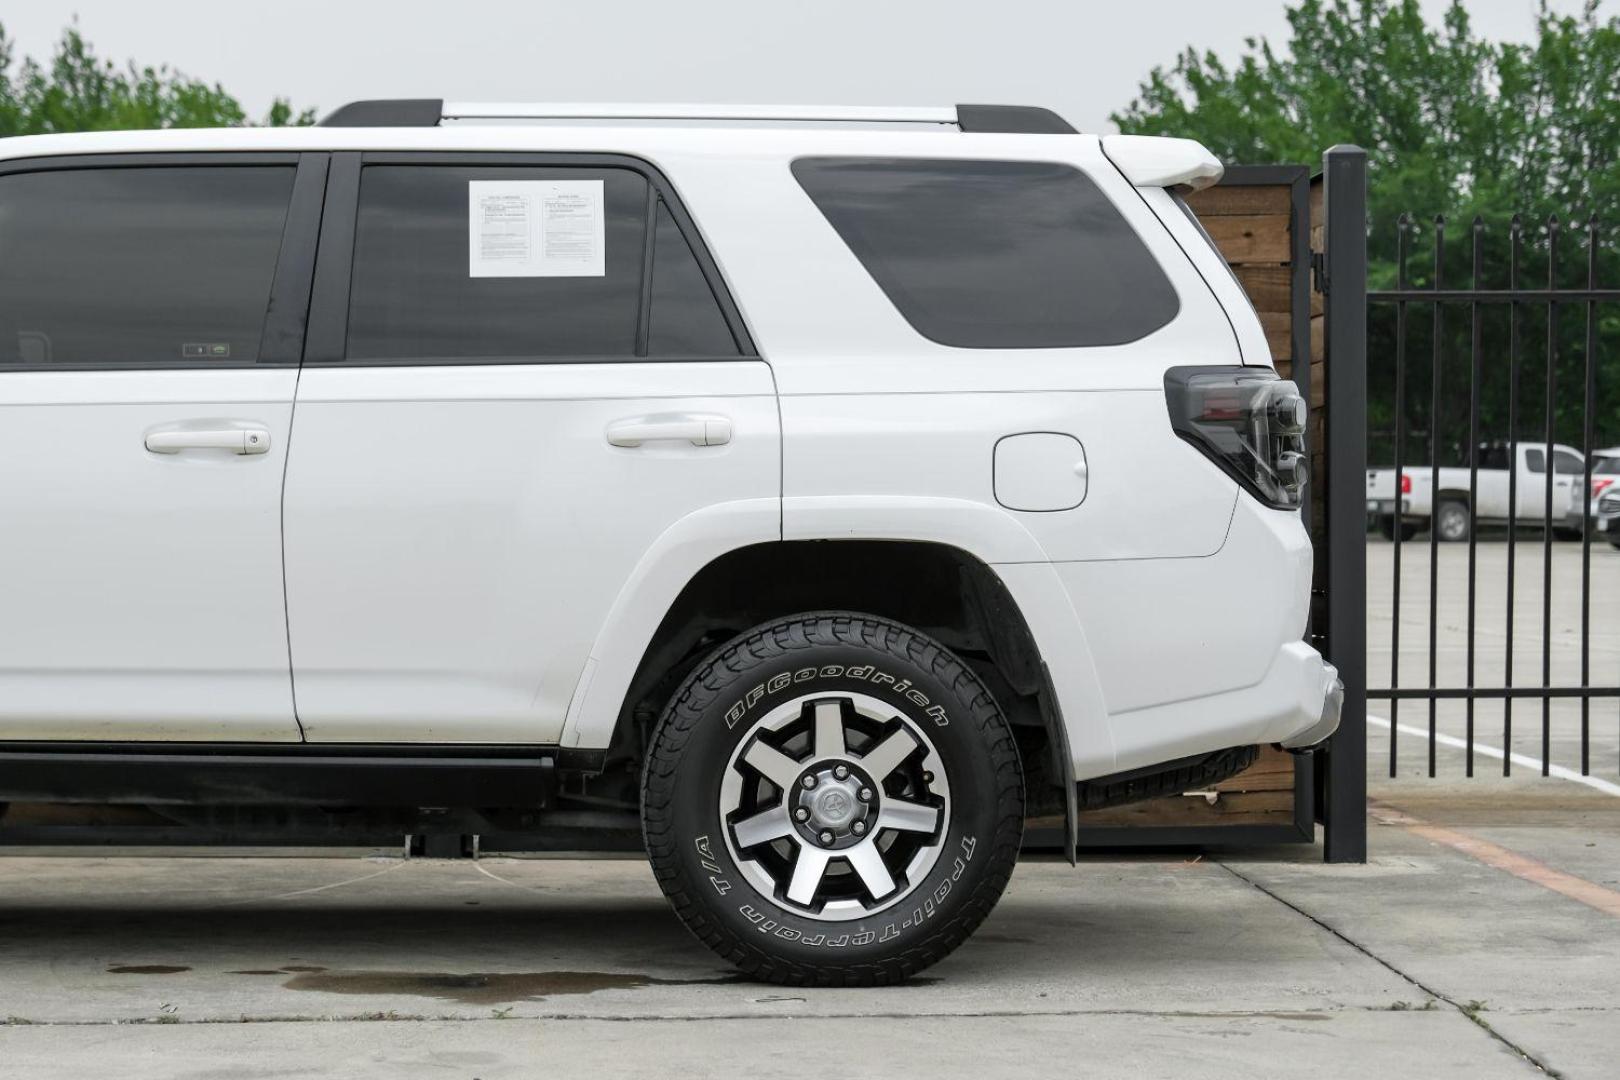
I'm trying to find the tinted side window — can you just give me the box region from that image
[347,166,650,360]
[648,200,738,356]
[792,157,1179,349]
[1526,449,1547,473]
[1554,450,1585,475]
[0,166,294,366]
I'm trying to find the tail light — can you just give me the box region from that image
[1164,366,1308,510]
[1401,473,1413,495]
[1593,478,1614,497]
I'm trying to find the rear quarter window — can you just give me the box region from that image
[792,157,1179,349]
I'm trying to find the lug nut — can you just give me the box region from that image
[852,821,867,836]
[922,771,934,784]
[794,807,810,822]
[818,831,835,846]
[801,774,817,789]
[858,787,873,802]
[833,764,850,780]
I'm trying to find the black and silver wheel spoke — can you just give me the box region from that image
[844,841,897,899]
[879,798,940,834]
[731,805,794,848]
[741,739,803,791]
[859,726,919,781]
[812,700,846,759]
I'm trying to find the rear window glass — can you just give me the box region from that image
[792,157,1178,349]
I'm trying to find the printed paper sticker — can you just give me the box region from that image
[468,180,605,277]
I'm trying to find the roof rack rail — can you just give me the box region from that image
[442,102,959,125]
[318,100,1077,134]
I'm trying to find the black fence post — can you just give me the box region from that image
[1322,145,1368,863]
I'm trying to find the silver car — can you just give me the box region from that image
[1600,486,1620,550]
[1571,453,1620,538]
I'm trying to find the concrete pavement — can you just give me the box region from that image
[4,790,1618,1079]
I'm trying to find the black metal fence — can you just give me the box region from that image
[1364,196,1620,779]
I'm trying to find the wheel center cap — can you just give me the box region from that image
[811,784,858,827]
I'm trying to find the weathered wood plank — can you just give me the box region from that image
[1186,183,1292,217]
[1232,264,1322,317]
[1072,789,1298,828]
[1202,215,1291,263]
[1233,265,1292,313]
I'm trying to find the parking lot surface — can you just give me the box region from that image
[3,789,1619,1079]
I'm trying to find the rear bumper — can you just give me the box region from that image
[1279,666,1343,751]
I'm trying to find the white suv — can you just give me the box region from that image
[0,100,1340,984]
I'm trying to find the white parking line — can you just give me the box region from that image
[1367,713,1620,797]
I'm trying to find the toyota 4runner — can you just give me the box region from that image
[0,99,1342,984]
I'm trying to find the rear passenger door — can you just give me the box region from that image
[284,153,777,743]
[0,154,324,741]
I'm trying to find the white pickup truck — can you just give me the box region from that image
[1366,441,1586,542]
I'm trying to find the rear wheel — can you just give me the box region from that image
[642,612,1024,986]
[1434,500,1471,542]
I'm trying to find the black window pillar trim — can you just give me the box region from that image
[633,186,658,357]
[303,150,757,366]
[304,152,362,365]
[259,153,330,366]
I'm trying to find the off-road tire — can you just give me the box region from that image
[642,611,1024,986]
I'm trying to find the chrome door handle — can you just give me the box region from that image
[606,413,732,448]
[145,427,271,455]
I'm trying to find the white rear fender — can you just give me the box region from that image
[560,494,1048,751]
[560,495,1117,779]
[560,498,779,750]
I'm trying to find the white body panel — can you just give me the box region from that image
[283,362,779,743]
[0,370,299,740]
[0,119,1333,780]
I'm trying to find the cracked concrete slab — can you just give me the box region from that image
[4,814,1616,1077]
[0,855,1417,1024]
[1227,825,1620,1013]
[0,1010,1539,1080]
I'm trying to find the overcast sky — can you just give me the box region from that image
[1,0,1590,132]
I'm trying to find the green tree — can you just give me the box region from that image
[0,22,313,135]
[1114,0,1620,457]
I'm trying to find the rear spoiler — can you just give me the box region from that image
[1101,135,1223,192]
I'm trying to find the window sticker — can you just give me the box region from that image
[467,180,604,277]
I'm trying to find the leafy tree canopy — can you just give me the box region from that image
[1114,0,1618,261]
[0,21,313,135]
[1114,0,1620,456]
